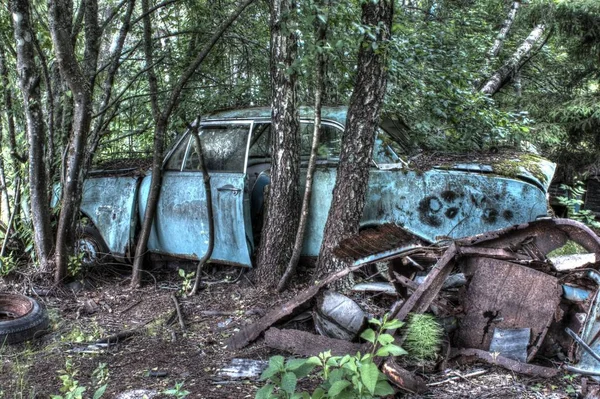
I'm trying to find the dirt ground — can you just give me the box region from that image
[0,262,591,398]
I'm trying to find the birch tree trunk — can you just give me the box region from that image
[11,0,55,271]
[314,0,393,291]
[277,0,329,292]
[480,24,545,96]
[487,1,520,60]
[254,0,300,288]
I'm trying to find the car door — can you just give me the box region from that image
[138,121,254,267]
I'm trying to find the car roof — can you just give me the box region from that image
[204,106,348,126]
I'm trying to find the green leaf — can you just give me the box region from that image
[376,333,395,346]
[255,384,275,399]
[311,387,325,399]
[329,368,345,383]
[281,372,297,394]
[260,364,279,381]
[328,380,351,397]
[293,362,317,379]
[376,345,408,357]
[360,361,380,395]
[382,319,404,330]
[373,380,395,396]
[368,317,382,327]
[92,384,107,399]
[306,356,322,366]
[360,328,376,344]
[286,358,307,371]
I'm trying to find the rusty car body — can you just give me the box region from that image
[76,107,556,267]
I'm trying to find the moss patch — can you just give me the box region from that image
[490,153,548,185]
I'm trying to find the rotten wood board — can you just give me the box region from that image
[264,327,368,357]
[450,348,559,378]
[455,258,561,361]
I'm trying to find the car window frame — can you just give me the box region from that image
[163,120,254,174]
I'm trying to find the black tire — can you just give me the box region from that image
[0,294,49,344]
[76,226,109,267]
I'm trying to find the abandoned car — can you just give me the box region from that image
[75,106,556,267]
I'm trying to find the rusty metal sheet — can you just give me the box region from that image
[457,218,600,256]
[455,258,561,360]
[333,224,426,262]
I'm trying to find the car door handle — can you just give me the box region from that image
[217,185,241,195]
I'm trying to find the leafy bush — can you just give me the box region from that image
[51,360,108,399]
[256,314,406,399]
[558,181,600,229]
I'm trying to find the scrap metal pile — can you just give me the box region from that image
[226,218,600,394]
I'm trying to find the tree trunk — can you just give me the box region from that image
[49,0,100,282]
[130,0,256,288]
[12,0,55,272]
[314,0,393,291]
[86,0,136,171]
[480,24,545,96]
[254,0,300,288]
[0,46,26,167]
[130,0,161,289]
[0,117,8,222]
[277,0,329,292]
[487,1,520,60]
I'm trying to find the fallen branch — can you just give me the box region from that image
[427,369,488,387]
[120,299,143,314]
[199,309,264,317]
[450,348,559,378]
[171,293,186,330]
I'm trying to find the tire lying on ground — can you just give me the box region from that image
[0,294,49,344]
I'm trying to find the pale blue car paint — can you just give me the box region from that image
[79,176,139,260]
[78,107,556,268]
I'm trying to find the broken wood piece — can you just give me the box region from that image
[351,282,396,294]
[170,293,186,331]
[450,348,559,377]
[215,358,268,381]
[381,358,427,394]
[264,327,368,357]
[387,243,458,335]
[392,272,453,315]
[226,261,373,350]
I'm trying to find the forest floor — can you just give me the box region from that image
[0,262,590,398]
